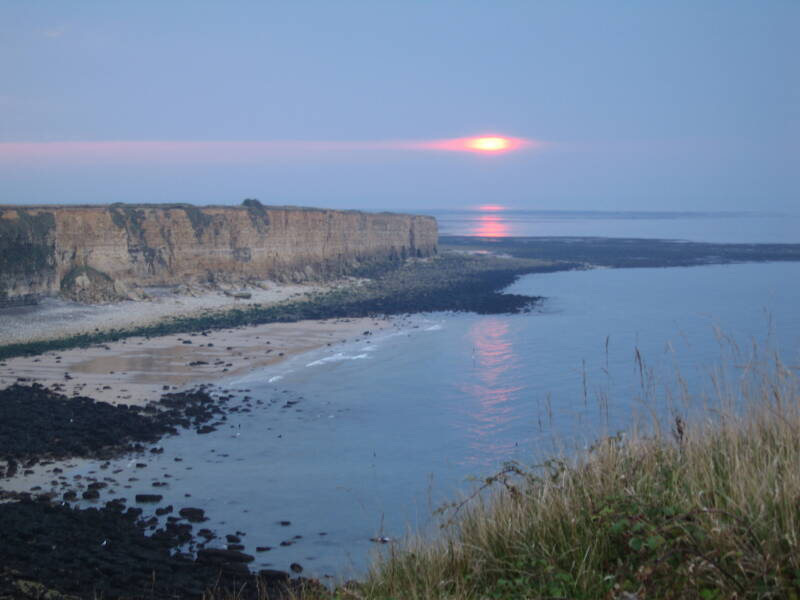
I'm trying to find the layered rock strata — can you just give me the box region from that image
[0,202,437,303]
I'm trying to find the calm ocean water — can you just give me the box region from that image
[61,260,800,580]
[431,209,800,243]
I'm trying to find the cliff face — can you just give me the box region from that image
[0,203,437,303]
[0,208,57,302]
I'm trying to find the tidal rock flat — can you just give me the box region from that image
[0,384,231,477]
[0,382,330,598]
[0,498,323,599]
[440,235,800,268]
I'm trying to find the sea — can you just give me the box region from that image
[62,210,800,579]
[431,208,800,243]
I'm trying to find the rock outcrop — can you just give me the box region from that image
[0,202,437,304]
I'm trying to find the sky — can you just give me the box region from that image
[1,1,798,213]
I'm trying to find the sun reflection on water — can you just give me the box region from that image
[460,318,524,464]
[472,213,511,237]
[467,205,514,237]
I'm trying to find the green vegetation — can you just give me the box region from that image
[0,208,56,279]
[110,202,214,241]
[348,351,800,599]
[243,198,271,233]
[188,346,800,600]
[181,204,214,240]
[109,203,147,237]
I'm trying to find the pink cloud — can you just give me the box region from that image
[0,136,542,166]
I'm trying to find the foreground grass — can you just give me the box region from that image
[347,354,800,600]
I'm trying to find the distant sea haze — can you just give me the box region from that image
[427,209,800,244]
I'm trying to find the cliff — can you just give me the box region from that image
[0,202,437,304]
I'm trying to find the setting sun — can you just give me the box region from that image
[467,137,511,152]
[421,135,532,154]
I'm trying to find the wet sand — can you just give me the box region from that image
[0,317,387,406]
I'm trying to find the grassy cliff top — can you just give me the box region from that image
[0,202,436,218]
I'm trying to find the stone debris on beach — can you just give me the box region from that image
[0,383,234,477]
[0,498,322,599]
[179,507,207,522]
[135,494,163,503]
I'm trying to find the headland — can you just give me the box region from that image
[0,200,437,305]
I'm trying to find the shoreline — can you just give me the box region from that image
[0,253,552,362]
[0,316,388,407]
[0,281,327,347]
[4,236,799,362]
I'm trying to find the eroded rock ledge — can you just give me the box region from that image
[0,201,437,304]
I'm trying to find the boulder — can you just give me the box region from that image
[134,494,162,503]
[178,507,207,522]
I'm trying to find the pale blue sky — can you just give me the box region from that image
[1,1,797,212]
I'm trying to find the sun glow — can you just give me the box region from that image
[422,135,531,154]
[467,137,510,152]
[0,134,538,166]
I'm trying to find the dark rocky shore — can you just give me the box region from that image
[0,384,329,599]
[0,383,230,478]
[440,235,800,268]
[0,498,324,600]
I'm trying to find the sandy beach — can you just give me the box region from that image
[0,311,387,497]
[0,281,385,406]
[0,317,386,406]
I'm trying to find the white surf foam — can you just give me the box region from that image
[306,352,370,367]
